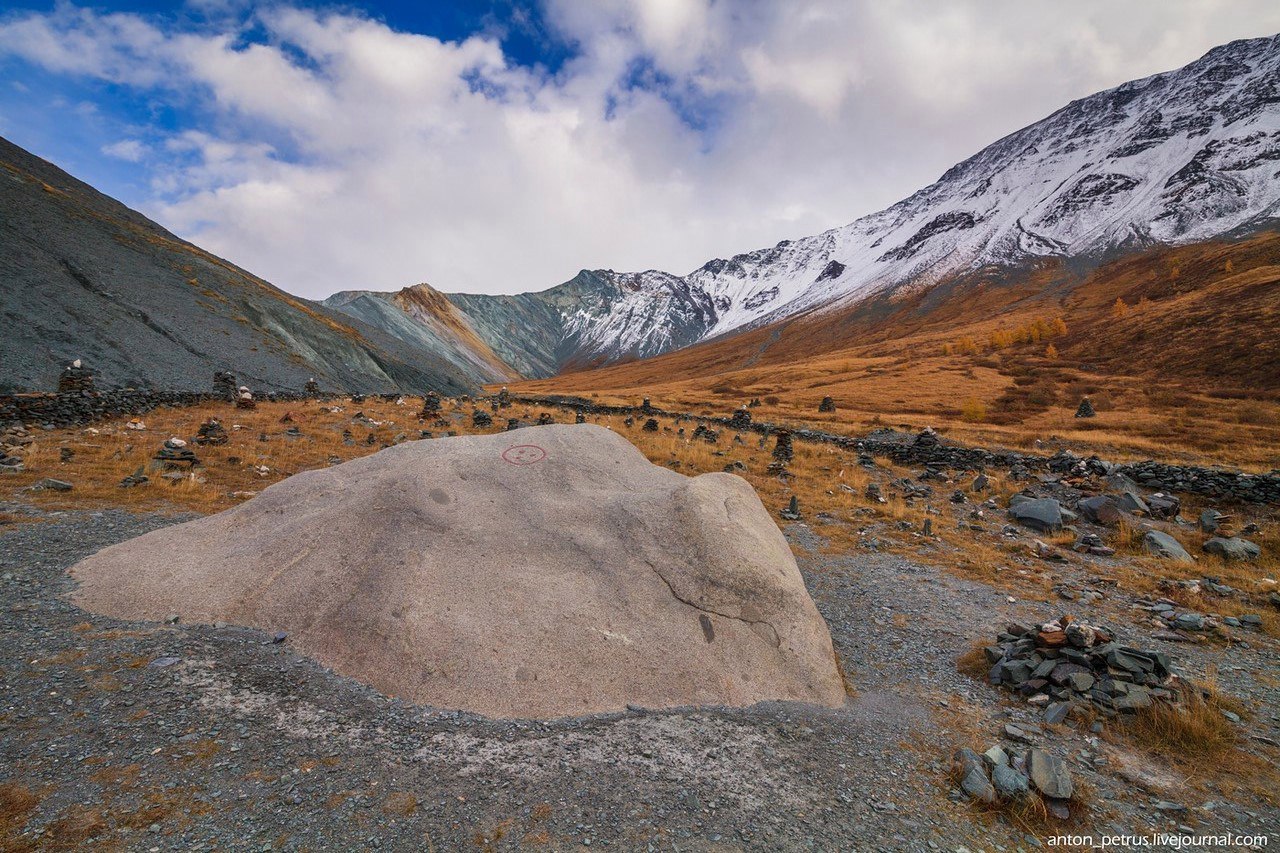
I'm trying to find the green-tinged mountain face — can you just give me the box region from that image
[330,270,719,381]
[0,135,479,395]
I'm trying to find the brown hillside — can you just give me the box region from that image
[510,231,1280,469]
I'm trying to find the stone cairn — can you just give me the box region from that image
[1,426,31,472]
[1074,397,1097,418]
[691,424,718,444]
[818,396,836,413]
[304,377,320,396]
[154,437,199,468]
[472,409,493,428]
[507,418,521,431]
[419,392,442,420]
[58,359,95,393]
[642,418,659,432]
[193,418,228,446]
[913,427,940,448]
[213,371,237,401]
[772,430,794,464]
[575,412,586,424]
[537,413,555,426]
[496,387,512,408]
[235,386,256,410]
[641,397,653,414]
[729,407,752,431]
[983,615,1177,719]
[767,429,794,476]
[119,466,148,488]
[747,397,761,408]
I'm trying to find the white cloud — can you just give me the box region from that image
[1,1,1279,298]
[101,138,147,161]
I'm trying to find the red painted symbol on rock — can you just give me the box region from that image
[502,444,547,465]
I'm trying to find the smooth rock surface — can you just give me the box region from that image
[1203,537,1261,562]
[68,424,846,719]
[1142,530,1193,562]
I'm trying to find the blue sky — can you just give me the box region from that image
[1,1,576,202]
[2,1,1279,297]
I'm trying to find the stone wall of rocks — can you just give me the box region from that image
[503,394,1280,505]
[0,389,337,431]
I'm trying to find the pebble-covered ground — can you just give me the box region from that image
[2,492,1277,851]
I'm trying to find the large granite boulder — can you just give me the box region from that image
[69,424,845,719]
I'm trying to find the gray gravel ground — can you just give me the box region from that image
[2,500,1278,851]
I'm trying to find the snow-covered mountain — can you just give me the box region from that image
[331,34,1280,378]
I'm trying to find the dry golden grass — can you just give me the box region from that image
[1,396,511,515]
[0,781,41,847]
[512,231,1280,470]
[3,396,1273,631]
[0,397,1220,607]
[1103,678,1279,807]
[956,643,993,681]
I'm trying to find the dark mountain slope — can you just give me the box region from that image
[0,135,477,394]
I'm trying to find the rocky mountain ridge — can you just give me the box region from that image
[343,34,1280,377]
[0,135,491,394]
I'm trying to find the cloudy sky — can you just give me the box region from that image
[2,1,1278,298]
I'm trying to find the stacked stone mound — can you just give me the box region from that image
[729,408,752,430]
[818,396,836,413]
[985,616,1177,717]
[153,438,199,468]
[57,360,94,393]
[212,371,237,401]
[69,424,845,719]
[1074,397,1096,418]
[419,392,441,419]
[193,418,228,446]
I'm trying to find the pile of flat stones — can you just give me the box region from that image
[954,744,1076,819]
[984,616,1177,719]
[642,418,659,432]
[818,396,836,413]
[729,408,752,430]
[472,410,493,428]
[193,418,228,446]
[235,387,256,410]
[213,371,237,401]
[767,429,793,476]
[772,430,794,463]
[57,359,95,393]
[691,424,719,444]
[537,413,555,426]
[154,438,199,469]
[304,377,320,395]
[1,426,31,472]
[1074,397,1096,418]
[1137,590,1265,639]
[419,392,442,419]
